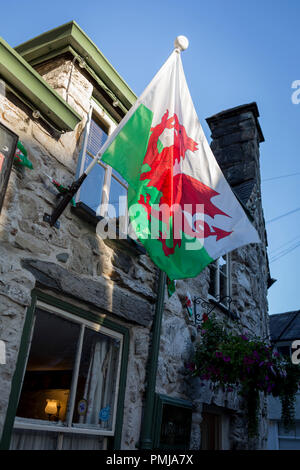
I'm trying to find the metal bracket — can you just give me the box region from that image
[43,213,60,229]
[193,295,233,325]
[43,173,87,228]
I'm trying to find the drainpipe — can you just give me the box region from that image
[139,269,166,449]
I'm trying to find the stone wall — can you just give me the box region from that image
[0,56,269,450]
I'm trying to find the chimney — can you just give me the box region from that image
[206,102,264,203]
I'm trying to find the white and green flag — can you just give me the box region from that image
[98,49,260,280]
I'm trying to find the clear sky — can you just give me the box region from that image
[1,0,299,315]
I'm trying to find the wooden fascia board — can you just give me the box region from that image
[15,21,137,112]
[0,37,81,132]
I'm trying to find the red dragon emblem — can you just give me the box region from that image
[138,110,232,255]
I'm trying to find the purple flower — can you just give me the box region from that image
[241,335,248,341]
[216,351,223,358]
[244,356,255,365]
[201,329,206,335]
[265,375,269,381]
[223,355,231,362]
[259,361,265,367]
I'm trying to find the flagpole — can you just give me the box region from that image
[139,35,189,450]
[139,269,166,449]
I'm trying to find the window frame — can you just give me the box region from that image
[75,99,128,219]
[208,253,231,308]
[1,289,129,450]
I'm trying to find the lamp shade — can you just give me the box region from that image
[45,399,58,416]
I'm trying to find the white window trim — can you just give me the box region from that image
[76,99,128,218]
[13,300,123,439]
[208,253,231,308]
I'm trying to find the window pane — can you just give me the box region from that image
[108,175,127,219]
[220,273,228,300]
[16,309,80,423]
[219,255,227,276]
[79,155,105,213]
[72,327,121,431]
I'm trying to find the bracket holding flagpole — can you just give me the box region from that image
[43,150,103,228]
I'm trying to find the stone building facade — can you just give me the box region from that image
[0,22,271,450]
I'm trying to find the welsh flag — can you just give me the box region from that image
[99,50,260,280]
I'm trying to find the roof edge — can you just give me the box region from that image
[0,36,81,132]
[14,21,137,111]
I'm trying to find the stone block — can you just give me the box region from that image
[21,259,154,327]
[56,252,69,263]
[112,249,133,274]
[14,232,51,256]
[216,127,257,148]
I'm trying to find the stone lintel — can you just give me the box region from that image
[21,258,153,327]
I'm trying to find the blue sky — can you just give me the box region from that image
[1,0,299,315]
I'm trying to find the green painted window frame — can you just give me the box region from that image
[0,289,129,450]
[151,393,193,450]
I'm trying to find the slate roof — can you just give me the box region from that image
[269,310,300,342]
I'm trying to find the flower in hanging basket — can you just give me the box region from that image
[190,314,300,439]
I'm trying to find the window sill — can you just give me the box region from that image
[13,417,114,436]
[71,202,146,256]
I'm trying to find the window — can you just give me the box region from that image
[76,102,127,219]
[152,394,193,450]
[208,254,231,307]
[10,301,124,450]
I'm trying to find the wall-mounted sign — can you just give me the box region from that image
[0,122,18,215]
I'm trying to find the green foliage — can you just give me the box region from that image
[190,315,300,438]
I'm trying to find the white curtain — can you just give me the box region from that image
[10,429,57,450]
[80,339,111,425]
[10,429,105,450]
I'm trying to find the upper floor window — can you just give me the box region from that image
[76,102,127,219]
[208,254,231,307]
